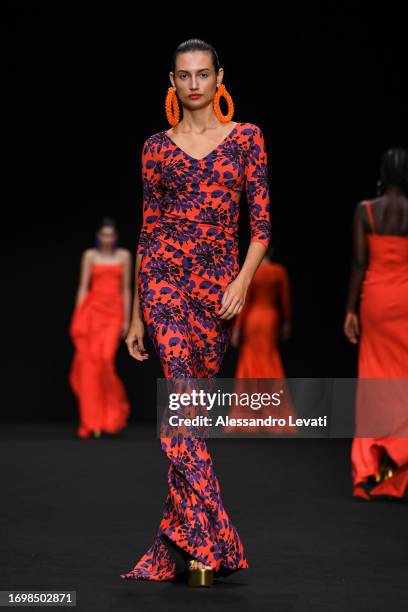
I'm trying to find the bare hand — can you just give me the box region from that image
[125,318,149,360]
[217,278,248,320]
[344,312,360,344]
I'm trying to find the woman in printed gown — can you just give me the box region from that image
[344,148,408,500]
[227,244,296,433]
[121,39,271,584]
[69,218,131,438]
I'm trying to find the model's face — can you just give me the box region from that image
[97,226,117,249]
[170,50,223,111]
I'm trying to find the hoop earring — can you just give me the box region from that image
[165,86,180,127]
[213,83,234,123]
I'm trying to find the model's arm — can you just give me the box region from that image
[344,202,368,344]
[218,124,271,320]
[126,138,163,360]
[75,249,93,307]
[121,250,132,338]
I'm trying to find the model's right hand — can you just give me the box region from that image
[344,312,360,344]
[125,319,149,360]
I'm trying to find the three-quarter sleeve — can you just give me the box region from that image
[137,137,164,256]
[245,125,271,249]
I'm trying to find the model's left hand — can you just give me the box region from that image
[217,278,247,320]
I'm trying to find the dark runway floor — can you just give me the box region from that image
[1,423,407,611]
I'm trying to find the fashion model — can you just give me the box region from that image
[231,244,291,377]
[344,149,408,501]
[69,217,131,438]
[226,244,295,432]
[121,38,271,587]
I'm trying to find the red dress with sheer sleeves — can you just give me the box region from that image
[120,122,271,580]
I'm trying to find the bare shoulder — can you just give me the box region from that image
[83,248,97,262]
[355,199,376,226]
[118,248,132,262]
[357,196,380,207]
[269,262,287,276]
[356,199,369,213]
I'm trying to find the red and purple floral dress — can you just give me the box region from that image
[120,121,271,581]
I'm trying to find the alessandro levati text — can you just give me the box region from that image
[168,415,328,428]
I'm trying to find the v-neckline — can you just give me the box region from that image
[163,122,239,162]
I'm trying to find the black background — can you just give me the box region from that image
[4,4,407,422]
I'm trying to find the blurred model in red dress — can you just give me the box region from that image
[69,217,131,439]
[231,245,291,376]
[344,149,408,500]
[228,245,295,432]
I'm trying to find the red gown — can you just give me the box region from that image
[69,263,130,438]
[352,200,408,499]
[120,122,271,580]
[226,260,296,432]
[234,260,290,378]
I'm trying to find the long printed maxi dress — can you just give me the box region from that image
[120,121,271,581]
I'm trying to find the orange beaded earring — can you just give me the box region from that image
[213,83,234,123]
[165,86,180,127]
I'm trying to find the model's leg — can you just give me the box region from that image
[71,348,104,437]
[121,283,197,581]
[151,302,247,573]
[181,311,249,575]
[121,280,248,580]
[370,439,408,499]
[100,324,130,434]
[351,438,381,483]
[69,299,104,437]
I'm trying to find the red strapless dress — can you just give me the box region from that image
[69,263,130,438]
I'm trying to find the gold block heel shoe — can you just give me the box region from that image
[376,451,397,483]
[187,560,214,587]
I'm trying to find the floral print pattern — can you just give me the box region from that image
[120,122,271,581]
